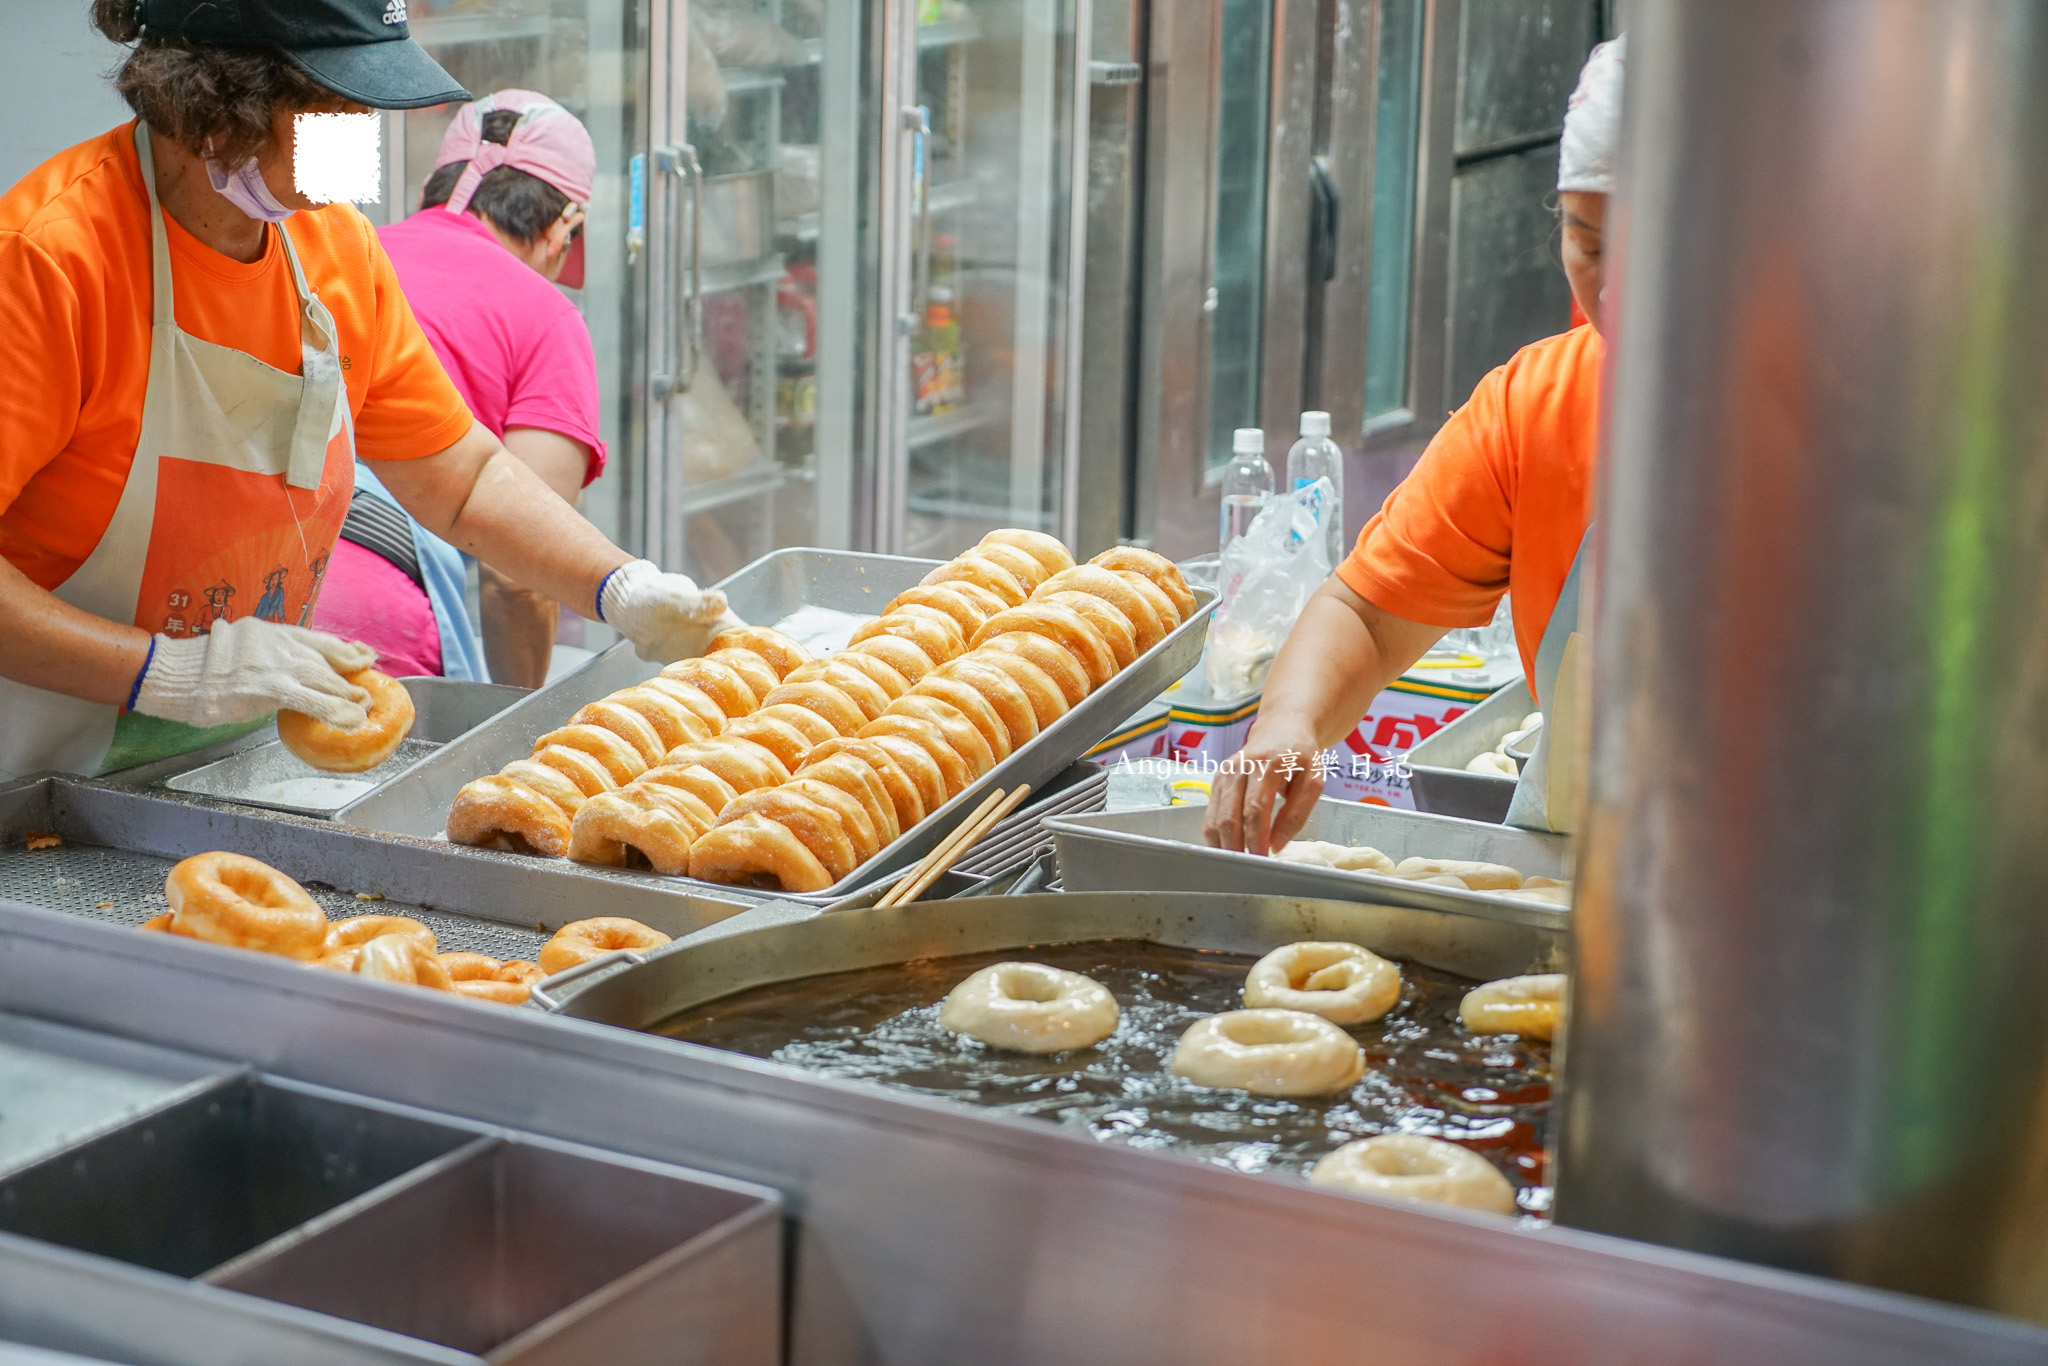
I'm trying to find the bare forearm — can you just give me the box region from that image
[0,556,152,705]
[479,565,558,690]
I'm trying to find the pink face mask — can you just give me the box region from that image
[205,153,296,223]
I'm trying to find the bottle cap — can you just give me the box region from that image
[1233,428,1265,454]
[1300,410,1331,438]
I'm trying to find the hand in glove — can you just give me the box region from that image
[131,617,375,729]
[598,559,740,663]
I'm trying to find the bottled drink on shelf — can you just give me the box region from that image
[912,285,964,417]
[1285,410,1345,566]
[1219,426,1272,553]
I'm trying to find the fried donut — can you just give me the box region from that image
[978,632,1091,706]
[969,604,1116,688]
[923,554,1029,606]
[1091,546,1197,620]
[531,723,648,786]
[277,668,414,773]
[980,528,1076,577]
[1243,942,1402,1025]
[438,953,531,1006]
[950,649,1069,729]
[928,657,1039,751]
[162,852,328,960]
[497,959,544,986]
[604,687,711,750]
[812,661,893,719]
[716,787,860,878]
[785,776,882,861]
[569,787,706,874]
[568,700,667,766]
[538,916,673,975]
[1111,568,1184,635]
[661,738,790,793]
[882,696,996,775]
[794,752,900,845]
[1169,1009,1365,1096]
[686,813,835,892]
[854,602,963,647]
[705,647,781,702]
[746,702,844,751]
[448,775,576,856]
[321,933,455,991]
[636,761,741,816]
[884,584,997,637]
[1309,1135,1518,1216]
[529,744,617,798]
[970,541,1053,594]
[493,760,586,818]
[806,737,928,829]
[758,680,868,736]
[856,733,950,814]
[1393,857,1524,891]
[907,674,1013,760]
[1039,590,1138,668]
[705,625,811,679]
[1459,973,1565,1041]
[1034,566,1168,651]
[326,914,436,955]
[851,610,965,666]
[939,962,1119,1053]
[849,633,937,682]
[641,676,729,735]
[788,651,910,700]
[722,712,818,772]
[860,715,974,797]
[658,657,758,718]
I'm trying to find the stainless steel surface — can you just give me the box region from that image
[3,899,2045,1363]
[0,1016,226,1178]
[1403,679,1532,821]
[1562,0,2048,1320]
[211,1135,780,1365]
[337,547,1213,905]
[0,777,752,952]
[1051,798,1568,925]
[1256,0,1320,440]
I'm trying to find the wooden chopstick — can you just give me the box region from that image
[890,783,1033,907]
[877,786,1009,908]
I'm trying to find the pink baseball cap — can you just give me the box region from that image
[435,90,596,287]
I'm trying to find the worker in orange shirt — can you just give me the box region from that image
[0,0,735,780]
[1206,36,1623,852]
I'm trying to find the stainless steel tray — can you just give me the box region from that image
[155,678,528,819]
[339,546,1216,906]
[1048,799,1569,926]
[1401,679,1534,823]
[0,1014,228,1180]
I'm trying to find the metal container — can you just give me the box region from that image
[152,679,528,820]
[1561,0,2048,1322]
[0,1014,227,1178]
[338,547,1217,906]
[1403,680,1535,822]
[1048,800,1568,927]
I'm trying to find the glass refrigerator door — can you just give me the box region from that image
[880,0,1091,556]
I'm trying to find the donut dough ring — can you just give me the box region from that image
[277,668,415,773]
[882,695,996,775]
[906,675,1013,760]
[884,584,996,637]
[530,724,648,786]
[1393,857,1524,890]
[1038,590,1138,668]
[980,527,1077,577]
[1458,973,1565,1041]
[850,634,938,683]
[1035,566,1168,651]
[688,812,836,892]
[1169,1008,1365,1096]
[970,604,1117,688]
[921,662,1037,752]
[538,916,673,975]
[659,658,759,718]
[1243,942,1403,1025]
[568,788,704,874]
[1090,546,1197,620]
[448,774,576,856]
[806,737,929,829]
[568,700,667,766]
[949,649,1070,729]
[326,914,436,955]
[1309,1135,1519,1215]
[922,554,1030,607]
[637,762,742,816]
[939,962,1120,1053]
[977,632,1091,706]
[705,647,782,702]
[162,852,328,960]
[704,625,812,679]
[718,786,862,877]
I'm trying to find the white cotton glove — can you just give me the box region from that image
[598,559,739,663]
[132,617,375,729]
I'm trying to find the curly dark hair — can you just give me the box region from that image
[91,0,342,164]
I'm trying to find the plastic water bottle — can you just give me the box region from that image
[1286,410,1345,566]
[1219,427,1272,553]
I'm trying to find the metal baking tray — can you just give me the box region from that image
[152,677,529,819]
[1402,680,1535,823]
[0,1014,228,1180]
[338,546,1216,906]
[1047,799,1569,927]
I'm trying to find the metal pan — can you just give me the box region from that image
[1047,799,1569,928]
[337,547,1216,907]
[537,889,1564,1031]
[1402,680,1535,822]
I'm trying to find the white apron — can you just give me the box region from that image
[1504,531,1591,834]
[0,123,355,780]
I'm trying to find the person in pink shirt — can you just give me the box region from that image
[313,90,606,687]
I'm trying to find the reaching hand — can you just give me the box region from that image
[1203,714,1327,856]
[598,559,738,663]
[132,617,374,729]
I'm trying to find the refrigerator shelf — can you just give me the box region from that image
[721,68,789,95]
[701,252,788,295]
[675,460,785,514]
[796,16,980,67]
[907,404,998,450]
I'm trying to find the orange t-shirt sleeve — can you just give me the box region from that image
[351,217,474,462]
[1336,365,1516,629]
[0,231,86,518]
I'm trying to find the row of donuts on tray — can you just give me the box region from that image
[447,530,1198,892]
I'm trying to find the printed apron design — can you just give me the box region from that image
[0,123,354,780]
[1504,531,1590,834]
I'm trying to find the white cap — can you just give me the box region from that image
[1558,36,1626,195]
[1299,411,1331,438]
[1233,427,1265,454]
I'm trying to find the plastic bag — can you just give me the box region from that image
[694,8,808,68]
[680,362,759,484]
[1200,478,1334,699]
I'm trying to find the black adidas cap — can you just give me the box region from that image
[139,0,470,111]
